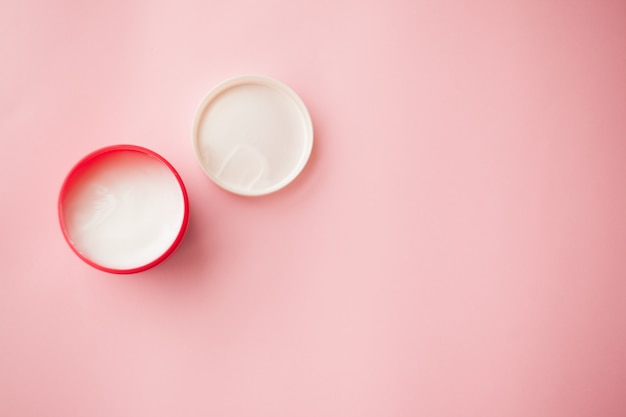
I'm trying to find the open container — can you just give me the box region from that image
[192,75,313,196]
[58,145,189,274]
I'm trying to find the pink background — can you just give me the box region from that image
[1,0,625,416]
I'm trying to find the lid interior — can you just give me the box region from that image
[193,76,313,196]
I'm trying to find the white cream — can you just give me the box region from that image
[61,150,186,270]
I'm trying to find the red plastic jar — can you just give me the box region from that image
[58,145,189,273]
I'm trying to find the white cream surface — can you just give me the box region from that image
[62,151,185,270]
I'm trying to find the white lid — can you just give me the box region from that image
[192,75,313,196]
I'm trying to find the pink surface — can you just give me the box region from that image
[1,0,625,416]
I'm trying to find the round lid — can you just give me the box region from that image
[192,75,313,196]
[58,145,189,274]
